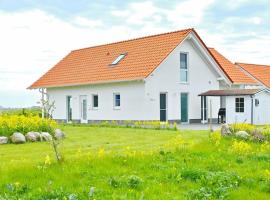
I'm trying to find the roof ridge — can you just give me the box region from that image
[236,62,270,67]
[72,28,194,52]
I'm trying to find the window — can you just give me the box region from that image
[180,53,188,83]
[255,99,259,107]
[235,98,244,113]
[114,93,121,108]
[92,94,98,109]
[111,53,127,65]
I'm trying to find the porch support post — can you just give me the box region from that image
[202,96,205,124]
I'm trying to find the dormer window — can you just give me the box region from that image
[111,53,127,65]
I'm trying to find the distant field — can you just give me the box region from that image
[0,126,269,199]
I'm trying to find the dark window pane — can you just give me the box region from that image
[240,107,244,112]
[180,53,187,69]
[93,95,98,107]
[114,94,120,107]
[160,94,166,109]
[160,110,166,121]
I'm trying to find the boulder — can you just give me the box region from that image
[10,132,26,144]
[40,132,52,141]
[250,129,266,142]
[33,132,41,141]
[25,132,40,142]
[235,131,250,140]
[0,136,8,144]
[54,129,65,140]
[221,124,232,136]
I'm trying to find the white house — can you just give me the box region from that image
[29,28,270,125]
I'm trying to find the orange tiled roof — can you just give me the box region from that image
[208,48,257,84]
[29,28,193,89]
[236,62,270,88]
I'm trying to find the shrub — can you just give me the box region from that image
[261,126,270,141]
[230,123,255,134]
[0,115,57,136]
[180,168,206,182]
[108,177,121,188]
[186,171,241,200]
[250,129,266,143]
[127,175,143,189]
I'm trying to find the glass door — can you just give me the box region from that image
[66,96,72,122]
[160,93,167,122]
[80,95,88,123]
[181,93,188,123]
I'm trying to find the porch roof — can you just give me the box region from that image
[198,89,260,96]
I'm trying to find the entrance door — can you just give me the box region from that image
[160,93,167,122]
[181,93,188,123]
[66,96,72,122]
[80,95,88,123]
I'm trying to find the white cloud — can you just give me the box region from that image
[111,1,162,25]
[73,16,104,27]
[0,9,136,107]
[251,17,262,25]
[165,0,215,27]
[111,0,215,28]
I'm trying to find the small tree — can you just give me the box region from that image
[38,99,55,119]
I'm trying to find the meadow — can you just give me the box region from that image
[0,125,270,199]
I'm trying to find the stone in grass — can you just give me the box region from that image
[25,132,40,142]
[33,132,41,141]
[0,136,8,144]
[250,129,266,142]
[10,132,26,144]
[235,131,250,140]
[40,132,52,141]
[221,124,232,136]
[54,129,65,140]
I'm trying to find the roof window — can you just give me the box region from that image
[110,53,127,65]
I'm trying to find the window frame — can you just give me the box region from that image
[110,53,127,66]
[180,52,189,84]
[235,97,245,113]
[113,93,121,109]
[92,94,99,109]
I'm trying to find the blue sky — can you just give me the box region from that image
[0,0,269,107]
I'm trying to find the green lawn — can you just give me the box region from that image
[0,126,269,199]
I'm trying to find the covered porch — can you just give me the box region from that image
[198,89,261,125]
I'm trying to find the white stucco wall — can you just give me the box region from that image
[254,91,270,125]
[144,39,222,121]
[47,81,149,121]
[225,96,252,124]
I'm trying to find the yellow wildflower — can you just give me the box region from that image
[265,169,270,180]
[260,141,270,152]
[98,148,105,157]
[44,155,51,165]
[231,140,252,155]
[14,182,20,187]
